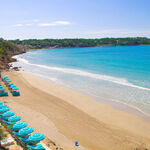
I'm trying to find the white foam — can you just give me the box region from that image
[31,73,59,83]
[13,56,150,91]
[94,94,150,118]
[13,56,29,64]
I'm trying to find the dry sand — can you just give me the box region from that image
[1,71,150,150]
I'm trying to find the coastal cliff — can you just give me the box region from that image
[0,38,25,70]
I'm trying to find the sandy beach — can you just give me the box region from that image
[1,71,150,150]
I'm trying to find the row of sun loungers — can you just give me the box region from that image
[1,76,20,96]
[0,82,8,97]
[0,102,46,150]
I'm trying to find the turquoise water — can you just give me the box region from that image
[12,45,150,115]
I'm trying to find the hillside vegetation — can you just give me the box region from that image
[10,37,150,50]
[0,38,25,70]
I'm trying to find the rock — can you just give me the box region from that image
[12,67,19,71]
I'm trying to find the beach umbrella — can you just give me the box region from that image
[12,88,19,90]
[0,107,10,113]
[6,80,11,83]
[9,83,14,86]
[4,78,9,80]
[0,102,3,105]
[8,116,21,122]
[2,77,8,82]
[4,78,10,81]
[3,76,8,79]
[3,78,9,81]
[0,105,7,109]
[12,122,27,131]
[10,85,16,88]
[0,88,5,91]
[2,111,15,118]
[19,127,34,137]
[28,133,45,143]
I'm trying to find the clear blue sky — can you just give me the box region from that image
[1,0,150,39]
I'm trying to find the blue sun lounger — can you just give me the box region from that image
[0,93,8,97]
[2,76,9,81]
[12,88,20,96]
[0,88,8,97]
[12,91,20,96]
[12,131,23,137]
[19,136,31,144]
[27,144,45,150]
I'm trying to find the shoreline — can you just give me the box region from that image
[30,70,150,123]
[10,67,150,123]
[23,71,150,123]
[11,46,150,93]
[2,71,150,150]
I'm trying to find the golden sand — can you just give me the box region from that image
[2,71,150,150]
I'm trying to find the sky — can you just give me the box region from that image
[0,0,150,40]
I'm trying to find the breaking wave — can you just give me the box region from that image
[13,55,150,91]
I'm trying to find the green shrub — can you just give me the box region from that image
[0,128,6,140]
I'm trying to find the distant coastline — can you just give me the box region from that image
[26,44,150,53]
[1,37,150,71]
[9,37,150,51]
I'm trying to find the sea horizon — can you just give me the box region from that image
[11,45,150,119]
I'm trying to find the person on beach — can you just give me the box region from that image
[75,141,80,150]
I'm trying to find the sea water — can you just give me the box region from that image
[11,45,150,116]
